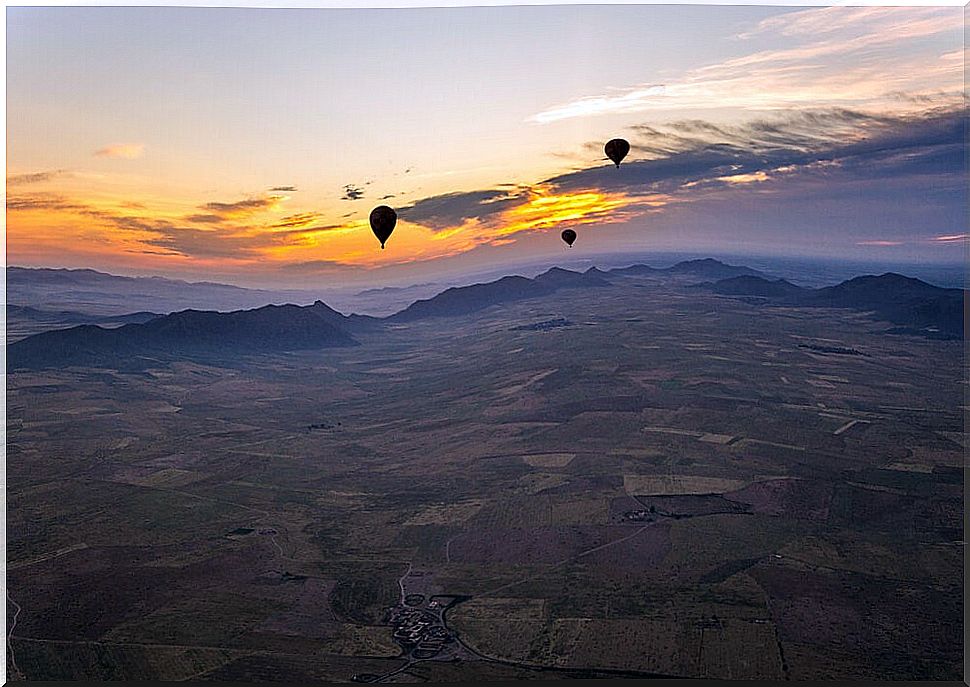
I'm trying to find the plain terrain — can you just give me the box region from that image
[6,270,964,681]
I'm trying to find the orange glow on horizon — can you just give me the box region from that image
[7,181,660,272]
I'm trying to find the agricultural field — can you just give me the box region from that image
[7,274,964,681]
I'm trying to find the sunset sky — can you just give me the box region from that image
[6,5,966,288]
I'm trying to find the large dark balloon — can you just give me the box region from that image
[369,205,397,249]
[561,229,577,247]
[605,138,630,168]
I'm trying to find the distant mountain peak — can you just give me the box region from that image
[8,300,359,370]
[696,271,963,340]
[608,258,765,281]
[390,267,609,322]
[696,275,804,297]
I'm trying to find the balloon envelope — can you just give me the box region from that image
[605,138,630,168]
[369,206,397,249]
[561,229,577,247]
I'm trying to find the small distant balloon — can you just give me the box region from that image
[605,138,630,168]
[561,229,577,247]
[369,205,397,249]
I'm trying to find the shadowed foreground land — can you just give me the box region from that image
[6,272,964,681]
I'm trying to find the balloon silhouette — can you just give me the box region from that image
[605,138,630,168]
[561,229,577,247]
[369,206,397,249]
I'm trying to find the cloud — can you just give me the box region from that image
[6,193,88,212]
[269,186,297,192]
[11,103,962,268]
[548,106,965,198]
[126,215,336,260]
[7,169,69,186]
[341,185,365,201]
[736,6,957,42]
[399,189,522,231]
[184,214,225,224]
[190,195,286,223]
[530,84,666,124]
[202,197,280,214]
[716,171,771,185]
[529,7,961,125]
[139,227,277,259]
[94,143,145,159]
[6,191,336,261]
[272,212,325,229]
[383,104,964,258]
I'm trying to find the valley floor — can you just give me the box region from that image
[6,274,964,681]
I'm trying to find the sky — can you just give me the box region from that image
[6,4,966,288]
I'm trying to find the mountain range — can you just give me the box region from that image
[390,267,610,321]
[8,301,362,370]
[696,273,964,339]
[6,305,160,342]
[7,266,317,316]
[8,260,964,370]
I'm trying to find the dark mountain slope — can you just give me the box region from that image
[534,266,611,289]
[809,273,964,339]
[663,258,765,280]
[609,258,765,281]
[697,273,964,339]
[389,267,609,322]
[7,304,160,326]
[389,276,546,322]
[695,275,805,297]
[8,301,358,370]
[6,305,162,343]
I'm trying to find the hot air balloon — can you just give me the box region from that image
[561,229,577,247]
[369,205,397,249]
[605,138,630,168]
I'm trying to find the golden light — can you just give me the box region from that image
[6,179,668,272]
[496,186,632,237]
[716,171,770,185]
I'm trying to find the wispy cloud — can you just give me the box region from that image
[94,143,145,159]
[7,169,69,186]
[736,6,957,42]
[269,185,297,192]
[9,106,963,269]
[272,212,324,229]
[550,106,964,197]
[529,6,960,124]
[7,188,357,263]
[341,184,365,201]
[530,84,666,124]
[390,105,964,256]
[400,190,521,231]
[6,193,89,212]
[190,195,287,223]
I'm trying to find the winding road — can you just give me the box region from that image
[7,591,23,680]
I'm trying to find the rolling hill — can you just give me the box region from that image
[7,266,317,316]
[695,275,805,297]
[9,261,964,371]
[610,258,766,281]
[6,305,161,343]
[698,272,965,339]
[389,267,610,322]
[8,301,359,370]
